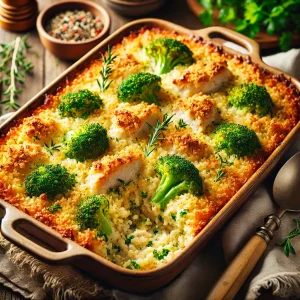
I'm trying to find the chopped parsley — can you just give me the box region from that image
[147,241,153,247]
[48,203,62,214]
[179,209,188,217]
[170,213,177,221]
[113,245,121,253]
[153,248,170,260]
[158,215,163,222]
[131,260,140,270]
[153,227,159,235]
[141,191,148,198]
[125,235,134,245]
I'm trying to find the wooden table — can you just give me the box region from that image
[0,0,286,299]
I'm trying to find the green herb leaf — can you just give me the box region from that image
[143,114,174,157]
[276,219,300,257]
[97,45,117,93]
[153,248,170,260]
[125,234,134,245]
[200,9,213,26]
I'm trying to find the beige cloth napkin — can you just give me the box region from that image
[0,49,299,300]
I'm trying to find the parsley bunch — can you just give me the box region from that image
[198,0,300,51]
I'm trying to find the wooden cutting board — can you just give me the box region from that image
[187,0,300,49]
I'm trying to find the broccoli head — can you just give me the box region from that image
[117,72,161,104]
[25,164,76,200]
[214,123,261,157]
[65,123,109,162]
[228,83,273,116]
[76,195,112,236]
[151,154,203,210]
[58,89,103,119]
[146,38,195,75]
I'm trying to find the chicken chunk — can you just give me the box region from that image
[173,60,232,97]
[173,93,218,133]
[86,145,143,193]
[109,103,161,138]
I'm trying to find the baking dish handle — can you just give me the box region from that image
[193,26,261,62]
[1,204,81,263]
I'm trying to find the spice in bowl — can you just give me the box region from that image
[46,10,104,42]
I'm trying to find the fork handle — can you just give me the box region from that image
[207,214,281,300]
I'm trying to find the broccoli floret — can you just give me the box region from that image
[228,83,273,116]
[25,164,76,200]
[76,195,112,236]
[117,72,161,104]
[151,154,203,210]
[58,89,103,119]
[65,123,109,162]
[146,38,195,75]
[214,123,261,157]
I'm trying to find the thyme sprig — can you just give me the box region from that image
[0,34,33,111]
[215,153,233,182]
[143,114,174,157]
[44,140,62,155]
[276,219,300,257]
[97,45,117,93]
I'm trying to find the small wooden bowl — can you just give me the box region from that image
[103,0,166,17]
[36,0,110,60]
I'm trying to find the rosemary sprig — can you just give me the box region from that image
[215,153,233,182]
[143,113,174,157]
[97,45,117,93]
[276,219,300,257]
[0,34,33,111]
[175,119,188,130]
[44,140,62,155]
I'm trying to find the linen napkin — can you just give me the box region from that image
[0,48,299,300]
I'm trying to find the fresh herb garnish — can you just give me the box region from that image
[153,248,170,260]
[171,213,177,221]
[0,34,33,111]
[141,191,148,198]
[153,227,159,234]
[44,140,61,155]
[179,208,188,217]
[131,260,140,270]
[143,113,174,157]
[175,119,188,130]
[113,245,121,253]
[48,203,62,214]
[197,0,300,51]
[147,241,153,247]
[276,219,300,257]
[158,215,163,222]
[97,45,117,93]
[215,153,233,182]
[125,234,134,245]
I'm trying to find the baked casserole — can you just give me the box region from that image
[0,27,299,271]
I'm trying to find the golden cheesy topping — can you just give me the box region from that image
[0,27,299,271]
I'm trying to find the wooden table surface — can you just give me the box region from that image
[0,0,286,299]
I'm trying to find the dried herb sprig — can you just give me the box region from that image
[143,114,174,157]
[44,140,62,155]
[0,34,33,111]
[276,219,300,257]
[215,153,233,182]
[97,45,117,93]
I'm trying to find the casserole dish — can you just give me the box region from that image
[0,19,299,293]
